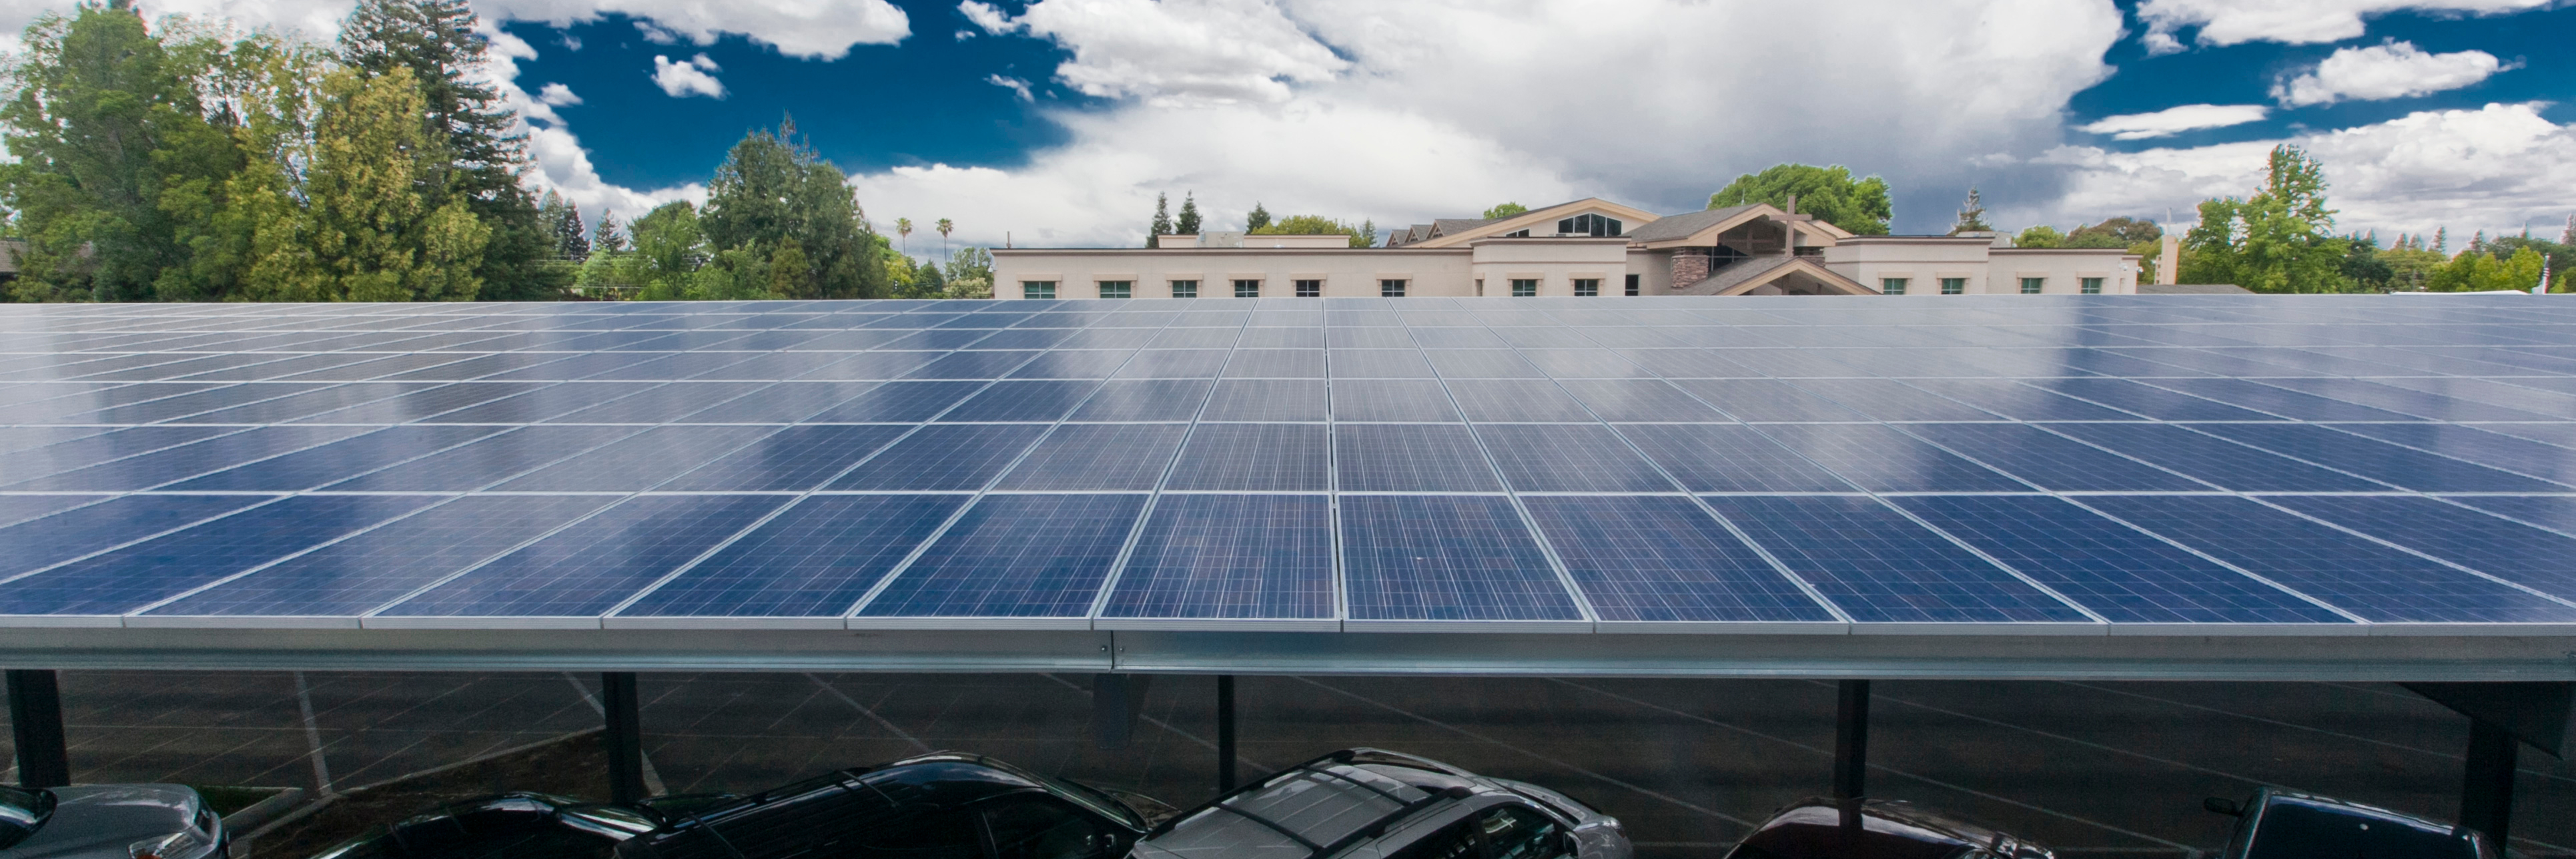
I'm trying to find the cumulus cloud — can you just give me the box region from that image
[2077,104,2271,139]
[2272,39,2512,107]
[985,74,1035,101]
[2134,0,2551,53]
[536,82,582,106]
[651,53,726,99]
[861,0,2126,249]
[2038,102,2576,238]
[478,0,909,59]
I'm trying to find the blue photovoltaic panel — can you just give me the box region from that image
[1164,423,1329,491]
[1202,379,1328,421]
[2322,422,2576,485]
[2258,377,2559,422]
[1101,494,1334,621]
[1473,424,1672,492]
[1518,350,1653,378]
[2080,495,2576,623]
[938,380,1102,422]
[2142,378,2422,422]
[1148,329,1239,350]
[419,382,658,422]
[1224,349,1326,378]
[903,350,1036,380]
[1613,423,1854,492]
[2192,422,2563,492]
[1901,423,2206,491]
[6,424,377,491]
[288,382,545,423]
[1553,379,1726,422]
[829,423,1047,491]
[2454,495,2576,533]
[2266,495,2576,603]
[1673,379,1867,422]
[546,381,769,423]
[378,494,786,618]
[997,423,1186,490]
[1334,423,1502,492]
[857,493,1149,619]
[1785,379,1998,421]
[1753,423,2026,492]
[1328,350,1436,378]
[680,380,882,422]
[0,495,439,617]
[0,494,274,577]
[1009,350,1136,379]
[0,494,107,529]
[805,380,982,421]
[1116,350,1231,379]
[325,425,641,491]
[1071,379,1214,421]
[1236,328,1322,349]
[1901,379,2137,421]
[1522,495,1833,623]
[2026,378,2280,421]
[1426,350,1541,378]
[1444,379,1593,421]
[164,424,509,491]
[659,424,909,491]
[1701,495,2094,625]
[617,495,967,619]
[147,495,624,617]
[1338,495,1581,623]
[1332,379,1463,422]
[0,425,241,483]
[2039,422,2386,491]
[490,424,781,492]
[1893,495,2348,625]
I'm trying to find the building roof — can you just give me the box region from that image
[5,296,2575,678]
[1621,205,1759,242]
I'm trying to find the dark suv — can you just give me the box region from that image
[617,753,1163,859]
[1721,798,2052,859]
[2202,788,2496,859]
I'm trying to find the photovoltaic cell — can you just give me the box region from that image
[5,424,377,491]
[1902,379,2135,421]
[805,380,983,422]
[2026,378,2279,421]
[1753,423,2026,492]
[937,380,1102,422]
[828,423,1047,491]
[147,495,624,618]
[0,494,274,577]
[1202,379,1328,421]
[1553,379,1727,422]
[1164,423,1329,492]
[1327,350,1436,379]
[1115,350,1231,379]
[2265,495,2576,603]
[1894,495,2348,625]
[1673,379,1867,422]
[164,424,510,491]
[2324,422,2576,486]
[1521,495,1831,623]
[1338,495,1581,622]
[490,424,781,491]
[1101,494,1334,621]
[1334,424,1500,492]
[1613,424,1853,492]
[1786,379,1997,421]
[1900,423,2205,491]
[857,493,1149,619]
[324,424,642,491]
[1443,379,1592,422]
[997,423,1187,490]
[378,494,785,619]
[659,424,909,491]
[2142,378,2421,422]
[0,495,440,617]
[2038,422,2385,491]
[1472,424,1672,492]
[2192,422,2564,492]
[1224,350,1327,378]
[2081,495,2576,623]
[1701,495,2093,625]
[617,495,967,618]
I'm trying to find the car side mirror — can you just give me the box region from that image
[2202,798,2244,817]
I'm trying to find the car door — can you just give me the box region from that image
[979,796,1124,859]
[1474,806,1572,859]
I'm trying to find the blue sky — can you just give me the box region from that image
[80,0,2576,248]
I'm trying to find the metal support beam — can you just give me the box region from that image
[1092,674,1151,751]
[1216,676,1238,794]
[2460,719,2517,845]
[1832,679,1870,836]
[5,670,68,789]
[601,672,646,805]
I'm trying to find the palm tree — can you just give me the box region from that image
[895,218,913,254]
[936,218,954,256]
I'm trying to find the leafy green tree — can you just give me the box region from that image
[2338,234,2393,290]
[1482,202,1527,220]
[1250,214,1374,248]
[242,65,490,301]
[941,246,992,298]
[592,212,627,254]
[537,191,588,262]
[2179,145,2348,292]
[2067,217,2160,248]
[2428,246,2546,292]
[339,0,560,300]
[1176,193,1202,235]
[1245,202,1270,232]
[1707,164,1891,235]
[699,119,889,299]
[2377,245,2444,291]
[2014,225,2065,248]
[1950,188,1992,234]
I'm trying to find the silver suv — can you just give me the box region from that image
[1136,749,1628,859]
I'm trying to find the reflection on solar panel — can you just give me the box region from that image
[4,294,2575,637]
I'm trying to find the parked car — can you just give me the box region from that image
[0,783,224,859]
[616,752,1168,859]
[306,792,732,859]
[1719,797,2052,859]
[1136,748,1628,859]
[2202,788,2497,859]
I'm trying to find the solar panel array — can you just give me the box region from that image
[5,294,2576,636]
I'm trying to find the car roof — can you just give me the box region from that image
[1731,798,2050,859]
[1144,750,1495,859]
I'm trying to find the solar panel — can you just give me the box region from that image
[7,295,2575,647]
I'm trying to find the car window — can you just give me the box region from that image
[0,786,43,852]
[1389,817,1483,859]
[856,807,986,859]
[984,797,1118,859]
[1479,806,1569,859]
[2245,798,2480,859]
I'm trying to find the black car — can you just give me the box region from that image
[2202,788,2497,859]
[1721,798,2052,859]
[306,792,727,859]
[616,752,1166,859]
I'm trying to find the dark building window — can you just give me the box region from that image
[1097,280,1132,299]
[1380,279,1407,297]
[1170,280,1198,298]
[1573,278,1600,296]
[1625,274,1640,296]
[1558,214,1623,237]
[1021,281,1056,299]
[1234,279,1260,298]
[1294,279,1322,298]
[1510,278,1539,297]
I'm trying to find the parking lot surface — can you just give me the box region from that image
[4,671,2569,858]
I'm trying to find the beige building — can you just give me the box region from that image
[991,198,2142,300]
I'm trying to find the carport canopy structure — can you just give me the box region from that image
[5,294,2576,840]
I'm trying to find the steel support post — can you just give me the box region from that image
[2460,718,2517,845]
[1092,674,1151,752]
[1216,675,1238,794]
[5,670,69,789]
[1833,679,1871,835]
[601,672,647,805]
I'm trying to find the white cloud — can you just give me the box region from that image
[634,19,679,43]
[2135,0,2551,53]
[985,74,1034,102]
[2077,104,2272,140]
[2272,39,2512,107]
[478,0,909,59]
[2038,102,2576,239]
[857,0,2127,250]
[651,53,725,99]
[536,82,582,106]
[957,1,1014,34]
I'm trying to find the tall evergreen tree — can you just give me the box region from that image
[1246,202,1271,232]
[338,0,560,300]
[2434,227,2447,255]
[699,118,889,300]
[1950,188,1992,234]
[1148,192,1172,247]
[1176,192,1202,236]
[592,212,627,254]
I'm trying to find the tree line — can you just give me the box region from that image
[1140,194,1376,248]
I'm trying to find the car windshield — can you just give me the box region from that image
[2246,797,2477,859]
[0,787,53,851]
[1021,771,1145,831]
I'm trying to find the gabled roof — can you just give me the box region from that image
[1676,255,1876,296]
[1623,205,1758,242]
[1627,202,1854,250]
[1395,198,1662,249]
